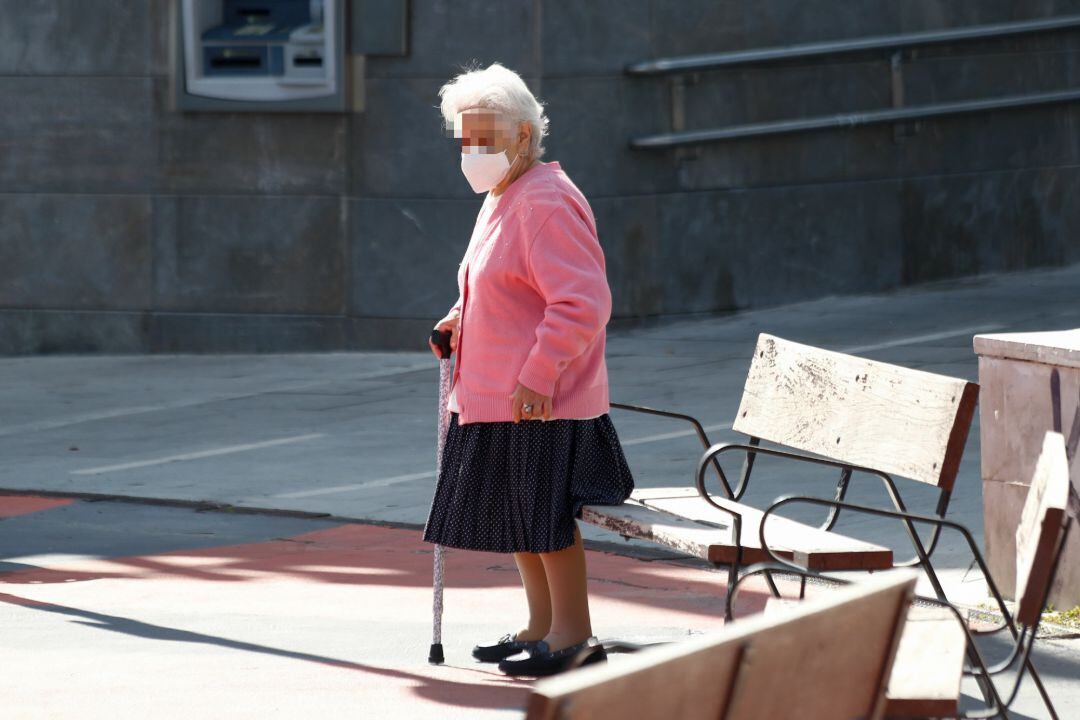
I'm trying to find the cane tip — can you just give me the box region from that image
[428,643,445,664]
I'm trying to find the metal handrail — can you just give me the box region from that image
[631,87,1080,148]
[627,14,1080,76]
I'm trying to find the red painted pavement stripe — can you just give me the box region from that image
[0,495,75,519]
[0,521,756,620]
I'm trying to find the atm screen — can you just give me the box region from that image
[201,0,324,79]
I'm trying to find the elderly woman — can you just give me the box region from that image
[423,61,635,677]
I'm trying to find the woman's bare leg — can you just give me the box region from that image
[512,551,552,641]
[538,522,593,652]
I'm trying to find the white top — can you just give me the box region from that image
[973,329,1080,370]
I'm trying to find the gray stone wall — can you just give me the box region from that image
[2,1,1079,354]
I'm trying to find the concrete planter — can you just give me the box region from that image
[974,329,1080,609]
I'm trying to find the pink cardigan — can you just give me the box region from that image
[446,161,612,424]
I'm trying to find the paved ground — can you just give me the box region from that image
[1,262,1079,717]
[0,495,728,719]
[2,494,1077,719]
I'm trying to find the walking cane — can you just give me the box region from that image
[428,328,454,665]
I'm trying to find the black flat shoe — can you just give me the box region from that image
[497,636,607,677]
[472,632,543,663]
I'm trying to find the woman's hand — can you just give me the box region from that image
[429,309,460,359]
[511,382,552,422]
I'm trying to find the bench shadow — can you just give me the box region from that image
[958,691,1040,720]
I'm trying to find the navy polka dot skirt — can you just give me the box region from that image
[422,411,635,554]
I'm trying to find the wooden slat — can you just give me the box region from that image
[1015,431,1071,626]
[582,487,893,571]
[525,572,917,720]
[635,487,893,570]
[579,501,731,563]
[764,600,964,719]
[884,606,965,719]
[732,333,978,490]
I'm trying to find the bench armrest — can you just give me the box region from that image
[758,496,1013,637]
[696,443,954,576]
[695,441,897,501]
[610,402,717,450]
[611,401,734,497]
[692,441,956,563]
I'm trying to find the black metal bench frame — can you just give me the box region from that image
[609,401,956,614]
[723,497,1072,719]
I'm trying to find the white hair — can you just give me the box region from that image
[438,61,550,160]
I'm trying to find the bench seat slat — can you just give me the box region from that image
[583,487,893,571]
[884,606,965,718]
[580,502,727,562]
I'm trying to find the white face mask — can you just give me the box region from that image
[460,146,519,194]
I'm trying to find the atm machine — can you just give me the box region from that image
[176,0,347,111]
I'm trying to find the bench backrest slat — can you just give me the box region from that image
[733,334,979,490]
[525,572,916,720]
[523,639,741,720]
[1015,431,1071,626]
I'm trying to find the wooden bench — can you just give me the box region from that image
[524,571,918,720]
[586,333,979,611]
[729,430,1074,719]
[541,433,1069,719]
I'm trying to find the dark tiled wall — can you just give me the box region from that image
[2,0,1079,354]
